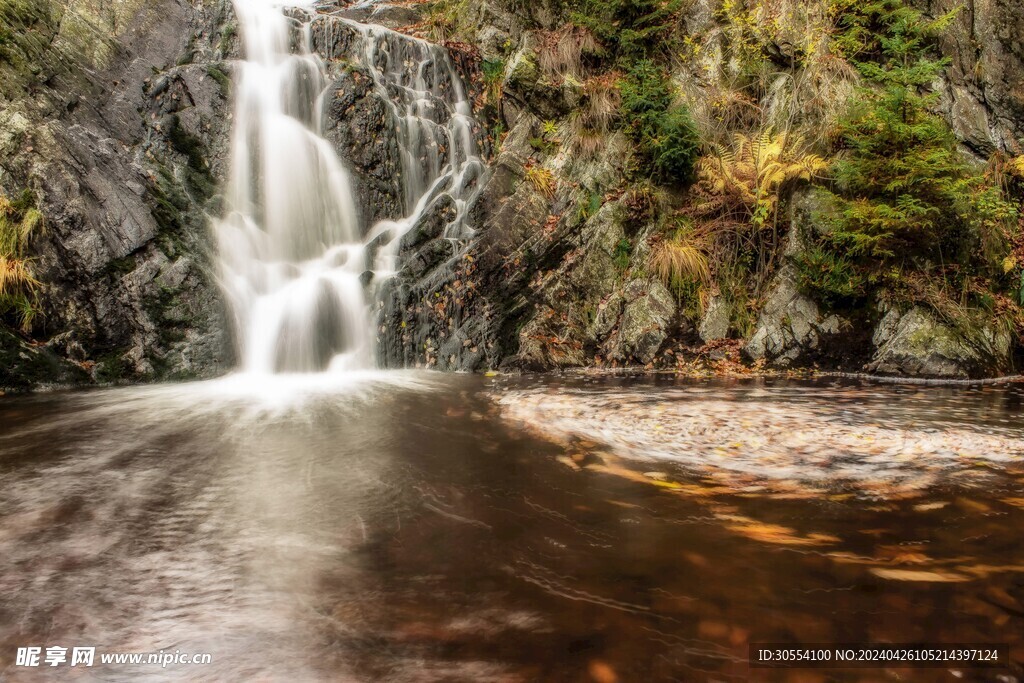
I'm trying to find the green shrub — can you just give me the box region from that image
[568,0,685,63]
[481,57,504,103]
[804,0,1019,310]
[619,60,699,186]
[613,237,633,271]
[793,245,866,307]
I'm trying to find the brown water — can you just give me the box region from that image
[0,373,1022,682]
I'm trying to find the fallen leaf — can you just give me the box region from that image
[588,660,618,683]
[870,568,970,583]
[555,456,580,471]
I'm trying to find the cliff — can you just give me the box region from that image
[367,0,1024,379]
[2,0,1023,389]
[0,0,234,389]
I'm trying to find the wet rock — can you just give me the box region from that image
[517,313,589,368]
[467,115,538,247]
[333,4,422,30]
[309,16,361,60]
[407,239,456,280]
[867,306,1012,379]
[400,194,457,252]
[0,0,233,388]
[0,328,90,392]
[323,64,404,228]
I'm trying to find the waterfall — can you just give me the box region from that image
[343,20,486,276]
[217,0,484,374]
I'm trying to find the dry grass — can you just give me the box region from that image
[763,55,859,146]
[0,256,38,295]
[581,73,621,132]
[567,73,622,159]
[649,234,711,287]
[0,196,41,256]
[568,117,606,159]
[0,192,43,331]
[538,25,599,83]
[525,165,557,199]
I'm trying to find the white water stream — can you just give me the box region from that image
[216,0,483,374]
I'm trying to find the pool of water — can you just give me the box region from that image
[0,373,1022,681]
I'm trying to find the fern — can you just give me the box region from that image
[697,130,827,230]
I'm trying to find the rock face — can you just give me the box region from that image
[3,0,1023,388]
[0,327,90,392]
[868,306,1013,378]
[0,0,236,389]
[604,279,677,364]
[744,271,844,367]
[370,103,679,371]
[744,187,1017,377]
[744,190,846,368]
[927,0,1024,153]
[699,295,731,343]
[315,19,405,229]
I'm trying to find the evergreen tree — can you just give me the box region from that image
[798,0,1017,304]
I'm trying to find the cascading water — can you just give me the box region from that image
[217,0,367,373]
[217,0,484,374]
[344,20,486,275]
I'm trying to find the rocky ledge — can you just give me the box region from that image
[0,0,236,390]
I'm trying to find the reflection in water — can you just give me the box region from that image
[0,375,1022,681]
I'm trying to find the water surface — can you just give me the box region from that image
[1,374,1022,681]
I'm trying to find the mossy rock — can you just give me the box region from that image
[868,306,1012,379]
[0,326,90,391]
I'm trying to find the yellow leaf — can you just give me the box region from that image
[870,568,970,582]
